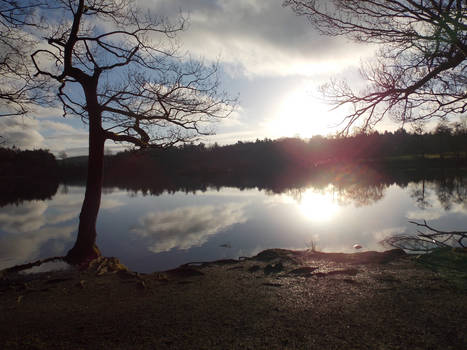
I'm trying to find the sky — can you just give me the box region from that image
[1,0,401,156]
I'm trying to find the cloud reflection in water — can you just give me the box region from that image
[0,187,125,268]
[0,201,48,233]
[132,203,248,253]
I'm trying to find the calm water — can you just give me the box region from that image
[1,173,466,272]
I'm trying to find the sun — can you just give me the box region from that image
[297,188,340,222]
[267,86,342,139]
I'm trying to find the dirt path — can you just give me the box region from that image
[1,249,466,349]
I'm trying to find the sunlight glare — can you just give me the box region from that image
[297,188,340,222]
[267,85,344,139]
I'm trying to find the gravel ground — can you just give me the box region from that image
[1,249,466,349]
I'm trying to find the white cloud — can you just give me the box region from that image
[30,104,64,119]
[0,187,128,269]
[132,202,248,253]
[39,120,80,133]
[145,0,373,77]
[0,114,89,153]
[0,201,48,233]
[372,226,407,242]
[0,117,44,149]
[406,209,443,221]
[0,0,378,155]
[100,198,125,211]
[0,225,74,269]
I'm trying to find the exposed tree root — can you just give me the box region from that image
[0,256,65,278]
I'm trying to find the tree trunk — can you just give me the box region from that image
[65,91,105,265]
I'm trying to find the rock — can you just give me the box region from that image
[248,265,261,273]
[166,267,204,278]
[288,266,318,277]
[264,262,284,275]
[254,249,284,262]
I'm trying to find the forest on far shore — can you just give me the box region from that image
[1,126,467,205]
[2,125,467,182]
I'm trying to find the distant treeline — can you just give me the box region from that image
[2,127,467,184]
[54,129,461,197]
[0,147,59,206]
[0,147,57,178]
[99,128,467,183]
[1,140,466,209]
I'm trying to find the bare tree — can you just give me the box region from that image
[384,220,466,251]
[284,0,467,134]
[31,0,235,264]
[0,0,50,116]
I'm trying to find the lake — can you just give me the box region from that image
[1,167,466,272]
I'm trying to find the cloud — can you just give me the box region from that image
[39,120,80,133]
[0,225,74,269]
[0,191,84,234]
[406,209,443,221]
[0,117,44,149]
[30,104,64,119]
[0,187,127,269]
[100,198,125,211]
[0,114,89,153]
[0,201,48,233]
[132,202,248,253]
[144,0,372,77]
[372,226,407,242]
[0,0,376,155]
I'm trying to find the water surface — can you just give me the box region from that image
[1,171,466,272]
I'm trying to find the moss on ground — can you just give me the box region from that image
[415,248,467,290]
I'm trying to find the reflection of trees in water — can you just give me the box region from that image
[0,178,59,207]
[336,183,385,207]
[435,176,467,211]
[453,177,467,205]
[409,179,431,210]
[321,165,386,207]
[410,174,467,211]
[1,164,466,211]
[286,182,385,208]
[278,165,387,207]
[283,166,467,208]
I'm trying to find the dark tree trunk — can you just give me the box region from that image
[65,86,105,266]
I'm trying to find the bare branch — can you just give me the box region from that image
[383,220,467,251]
[29,0,235,148]
[284,0,467,134]
[0,0,53,116]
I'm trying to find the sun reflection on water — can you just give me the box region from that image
[295,186,340,222]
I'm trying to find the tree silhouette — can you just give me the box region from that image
[31,0,235,265]
[0,0,51,116]
[284,0,467,134]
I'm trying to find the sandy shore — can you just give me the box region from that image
[1,248,466,349]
